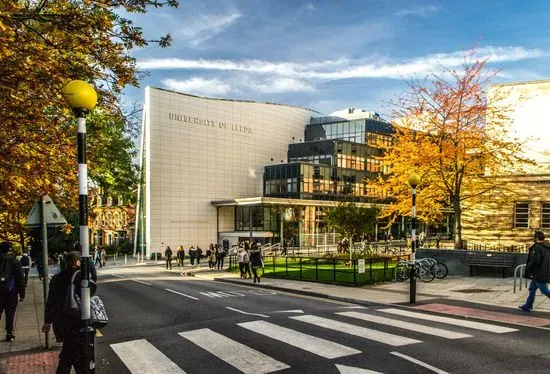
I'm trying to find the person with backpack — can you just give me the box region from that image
[176,245,185,267]
[41,251,96,373]
[188,246,196,266]
[19,252,31,285]
[0,242,25,342]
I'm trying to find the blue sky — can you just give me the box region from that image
[123,0,550,117]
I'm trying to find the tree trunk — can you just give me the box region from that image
[453,199,463,249]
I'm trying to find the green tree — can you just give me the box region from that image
[323,202,379,258]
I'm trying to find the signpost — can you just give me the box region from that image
[24,193,67,348]
[358,259,365,274]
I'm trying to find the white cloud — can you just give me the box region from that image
[395,5,439,17]
[161,77,231,96]
[179,11,241,47]
[138,46,544,82]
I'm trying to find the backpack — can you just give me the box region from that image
[63,270,81,318]
[0,258,14,293]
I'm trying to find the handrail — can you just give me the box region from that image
[513,264,527,293]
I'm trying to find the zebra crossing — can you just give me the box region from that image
[109,307,519,373]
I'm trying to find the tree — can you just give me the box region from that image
[0,1,178,243]
[323,202,380,258]
[377,49,534,249]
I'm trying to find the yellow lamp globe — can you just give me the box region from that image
[408,173,421,188]
[63,80,97,110]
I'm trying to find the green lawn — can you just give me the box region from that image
[229,256,400,285]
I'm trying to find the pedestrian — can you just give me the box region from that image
[94,248,103,268]
[19,251,31,285]
[176,245,185,267]
[208,244,217,270]
[0,242,25,342]
[189,246,196,266]
[237,246,246,278]
[30,240,44,281]
[216,244,225,271]
[519,230,550,312]
[243,242,252,279]
[164,246,173,270]
[101,248,107,266]
[280,240,287,256]
[249,242,263,283]
[41,251,96,373]
[196,246,203,267]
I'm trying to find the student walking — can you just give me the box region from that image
[216,244,225,271]
[249,242,263,283]
[19,252,31,285]
[0,242,25,342]
[520,230,550,312]
[237,247,246,278]
[243,242,252,279]
[207,244,215,269]
[196,246,203,267]
[164,246,173,270]
[176,245,185,267]
[189,246,196,266]
[42,251,96,373]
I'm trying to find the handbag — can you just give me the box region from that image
[90,295,108,329]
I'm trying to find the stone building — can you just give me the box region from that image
[89,190,135,249]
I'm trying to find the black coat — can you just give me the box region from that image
[0,252,25,300]
[45,269,96,341]
[525,241,550,282]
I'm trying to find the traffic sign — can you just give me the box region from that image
[24,194,67,227]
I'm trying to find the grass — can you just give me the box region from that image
[229,256,400,285]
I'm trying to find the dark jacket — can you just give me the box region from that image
[165,248,173,259]
[525,240,550,282]
[45,269,96,341]
[0,252,25,300]
[249,249,263,267]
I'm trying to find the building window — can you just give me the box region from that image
[541,203,550,230]
[514,202,529,228]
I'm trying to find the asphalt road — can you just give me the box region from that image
[94,268,550,374]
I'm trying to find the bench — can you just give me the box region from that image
[463,252,515,277]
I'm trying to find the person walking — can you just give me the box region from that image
[101,248,107,266]
[94,248,103,268]
[196,246,203,267]
[243,242,252,279]
[188,246,196,266]
[249,242,263,283]
[19,252,31,285]
[208,244,217,270]
[41,251,96,373]
[176,245,185,267]
[216,244,225,272]
[520,230,550,312]
[0,242,25,342]
[237,247,246,278]
[164,246,173,270]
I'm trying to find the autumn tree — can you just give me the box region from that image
[0,1,178,244]
[378,50,533,249]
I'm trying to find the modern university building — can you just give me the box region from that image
[135,87,395,257]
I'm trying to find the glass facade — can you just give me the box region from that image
[235,206,280,232]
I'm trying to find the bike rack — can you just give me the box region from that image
[513,264,527,293]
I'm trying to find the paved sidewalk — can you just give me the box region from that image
[2,262,550,373]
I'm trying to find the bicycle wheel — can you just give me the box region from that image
[435,262,448,279]
[419,265,436,282]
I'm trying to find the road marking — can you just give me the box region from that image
[112,274,126,279]
[338,306,366,309]
[391,351,449,374]
[200,291,226,298]
[336,364,384,373]
[248,290,278,295]
[238,320,360,358]
[132,279,152,286]
[111,339,186,373]
[291,315,421,346]
[226,307,269,318]
[378,308,518,333]
[337,311,472,339]
[165,288,199,300]
[272,309,304,314]
[218,291,245,297]
[179,328,289,374]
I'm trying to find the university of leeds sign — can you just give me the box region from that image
[168,113,253,134]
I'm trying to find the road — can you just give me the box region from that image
[94,266,550,373]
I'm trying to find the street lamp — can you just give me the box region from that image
[63,80,97,373]
[408,173,421,304]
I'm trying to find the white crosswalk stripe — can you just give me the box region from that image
[378,308,518,333]
[238,320,361,358]
[179,328,289,374]
[111,339,186,373]
[337,311,472,339]
[291,315,421,346]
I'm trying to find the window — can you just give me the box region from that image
[541,203,550,229]
[514,202,529,228]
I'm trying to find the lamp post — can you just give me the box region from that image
[408,173,421,304]
[63,80,97,373]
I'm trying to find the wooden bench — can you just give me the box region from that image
[463,252,515,277]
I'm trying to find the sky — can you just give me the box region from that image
[122,0,550,118]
